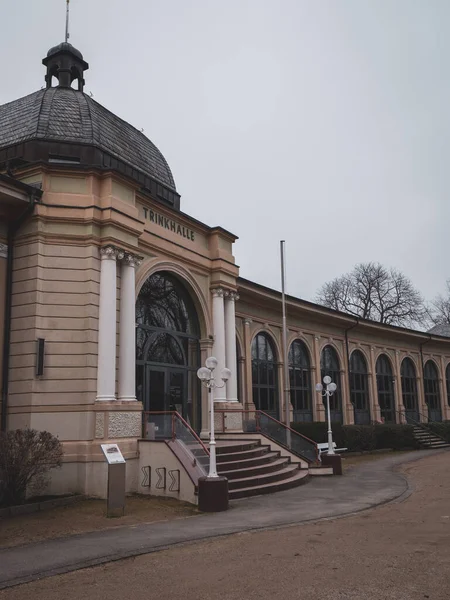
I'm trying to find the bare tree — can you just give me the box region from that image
[429,280,450,325]
[316,262,426,327]
[0,429,63,507]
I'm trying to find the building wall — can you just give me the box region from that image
[4,167,239,498]
[0,229,7,416]
[236,283,450,424]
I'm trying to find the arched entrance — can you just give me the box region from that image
[288,339,312,422]
[401,358,419,423]
[320,346,343,423]
[424,361,442,422]
[376,354,396,423]
[251,332,279,418]
[136,271,201,432]
[349,350,370,425]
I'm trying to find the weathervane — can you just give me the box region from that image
[65,0,70,42]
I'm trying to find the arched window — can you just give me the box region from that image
[288,340,312,422]
[251,333,278,417]
[136,271,201,431]
[376,354,396,423]
[446,364,450,407]
[350,350,370,424]
[424,361,442,422]
[320,346,342,423]
[401,358,418,423]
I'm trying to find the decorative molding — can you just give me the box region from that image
[0,243,7,259]
[211,287,225,298]
[95,413,105,439]
[100,245,125,261]
[225,291,240,302]
[123,252,143,268]
[108,412,141,438]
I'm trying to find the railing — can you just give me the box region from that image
[214,409,319,464]
[143,411,209,474]
[396,410,448,443]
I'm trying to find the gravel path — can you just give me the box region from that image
[1,449,449,599]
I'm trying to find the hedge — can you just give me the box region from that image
[291,422,420,452]
[427,421,450,443]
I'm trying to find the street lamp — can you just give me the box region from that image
[315,375,337,455]
[197,357,231,478]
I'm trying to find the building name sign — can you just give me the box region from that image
[143,207,195,242]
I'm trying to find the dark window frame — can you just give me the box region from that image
[288,339,312,420]
[320,345,342,422]
[251,332,279,416]
[376,354,396,423]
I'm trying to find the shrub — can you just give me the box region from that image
[0,429,63,508]
[291,422,420,452]
[427,421,450,443]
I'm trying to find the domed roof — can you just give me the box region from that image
[0,41,178,205]
[47,42,83,60]
[0,87,176,191]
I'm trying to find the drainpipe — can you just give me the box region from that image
[419,335,432,424]
[1,194,38,431]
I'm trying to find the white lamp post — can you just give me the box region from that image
[197,357,231,478]
[315,376,337,455]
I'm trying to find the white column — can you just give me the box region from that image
[212,288,226,401]
[225,291,239,402]
[118,253,141,401]
[96,246,123,402]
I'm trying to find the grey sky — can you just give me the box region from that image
[1,0,449,303]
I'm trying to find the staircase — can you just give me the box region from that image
[413,426,450,449]
[216,440,309,499]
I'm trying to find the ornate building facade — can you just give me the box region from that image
[1,42,449,498]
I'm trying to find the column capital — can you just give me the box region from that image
[243,318,252,327]
[225,291,240,302]
[211,287,225,298]
[100,245,124,261]
[0,243,7,259]
[123,252,143,268]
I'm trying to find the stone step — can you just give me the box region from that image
[218,457,292,480]
[216,446,271,463]
[216,441,260,455]
[228,465,301,491]
[217,451,281,472]
[229,469,310,500]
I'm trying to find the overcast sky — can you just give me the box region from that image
[1,0,449,303]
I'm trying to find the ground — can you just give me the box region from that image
[1,450,449,600]
[0,452,388,549]
[0,496,197,548]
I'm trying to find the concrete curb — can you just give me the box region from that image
[0,495,84,518]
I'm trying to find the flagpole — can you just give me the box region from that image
[280,241,291,448]
[65,0,70,43]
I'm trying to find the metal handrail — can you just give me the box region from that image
[214,408,320,463]
[396,410,448,443]
[142,411,210,458]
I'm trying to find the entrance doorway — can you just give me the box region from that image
[136,271,201,432]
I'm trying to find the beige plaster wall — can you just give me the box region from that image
[0,248,6,410]
[138,441,197,505]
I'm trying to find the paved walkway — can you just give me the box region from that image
[0,449,446,590]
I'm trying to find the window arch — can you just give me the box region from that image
[288,339,312,422]
[424,361,442,422]
[320,345,342,423]
[135,271,201,431]
[349,350,370,424]
[401,358,418,423]
[376,354,396,423]
[251,332,278,417]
